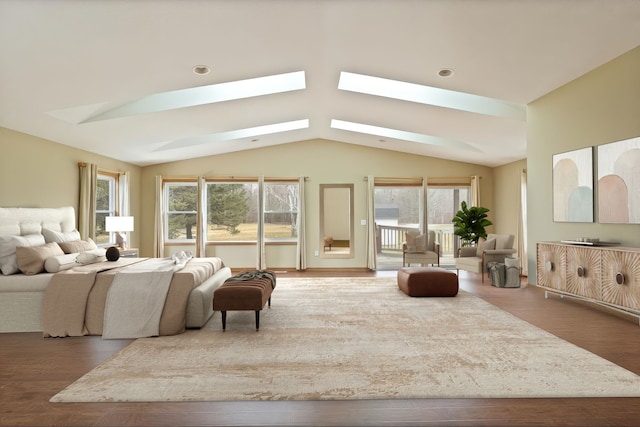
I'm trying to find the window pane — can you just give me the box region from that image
[264,182,299,240]
[373,186,422,256]
[165,182,197,241]
[168,213,198,240]
[95,212,110,244]
[374,187,421,227]
[96,174,116,245]
[96,179,112,211]
[427,186,470,262]
[206,182,258,241]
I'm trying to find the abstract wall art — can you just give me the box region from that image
[552,147,594,223]
[597,136,640,224]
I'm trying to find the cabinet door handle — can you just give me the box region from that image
[616,272,625,285]
[545,261,554,272]
[577,266,586,277]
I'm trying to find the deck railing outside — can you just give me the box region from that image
[376,224,457,258]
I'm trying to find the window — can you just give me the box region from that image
[264,181,299,241]
[165,182,198,241]
[163,178,300,244]
[95,173,116,244]
[206,181,258,242]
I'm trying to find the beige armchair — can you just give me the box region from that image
[455,233,516,282]
[402,230,440,267]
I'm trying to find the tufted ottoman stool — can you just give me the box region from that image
[397,267,458,297]
[213,270,276,330]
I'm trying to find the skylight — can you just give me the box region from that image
[155,119,310,151]
[338,72,525,121]
[330,119,480,152]
[48,71,307,124]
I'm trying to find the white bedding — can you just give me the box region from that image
[0,206,231,334]
[0,272,54,292]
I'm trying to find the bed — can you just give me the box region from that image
[0,206,231,336]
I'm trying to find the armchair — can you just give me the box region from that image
[455,233,516,283]
[402,230,440,267]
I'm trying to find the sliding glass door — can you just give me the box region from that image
[427,186,469,267]
[373,185,422,270]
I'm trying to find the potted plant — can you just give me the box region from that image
[452,201,493,247]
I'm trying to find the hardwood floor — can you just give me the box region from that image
[2,269,640,427]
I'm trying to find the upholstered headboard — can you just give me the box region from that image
[0,207,76,236]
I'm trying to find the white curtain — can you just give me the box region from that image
[296,176,306,270]
[78,162,97,240]
[118,171,130,216]
[154,175,164,258]
[421,178,429,233]
[365,175,377,270]
[195,177,206,257]
[519,169,529,276]
[470,175,480,207]
[257,176,266,269]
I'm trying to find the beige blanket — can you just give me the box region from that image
[102,259,181,339]
[42,257,224,338]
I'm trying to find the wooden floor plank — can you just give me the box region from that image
[1,269,640,426]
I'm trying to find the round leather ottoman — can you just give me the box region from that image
[397,266,459,297]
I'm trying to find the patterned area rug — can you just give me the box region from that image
[50,277,640,402]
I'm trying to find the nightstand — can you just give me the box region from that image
[118,248,139,258]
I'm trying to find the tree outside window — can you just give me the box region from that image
[206,182,257,241]
[264,182,299,241]
[166,182,198,241]
[95,174,116,244]
[163,179,300,243]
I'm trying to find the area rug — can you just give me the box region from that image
[50,277,640,402]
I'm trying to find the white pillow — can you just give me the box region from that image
[45,253,80,273]
[42,228,81,244]
[76,248,107,265]
[0,234,46,275]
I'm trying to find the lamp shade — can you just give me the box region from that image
[105,216,134,232]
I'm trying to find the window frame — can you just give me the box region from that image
[164,180,198,243]
[95,171,118,246]
[263,180,299,243]
[205,179,259,243]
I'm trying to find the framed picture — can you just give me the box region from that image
[597,136,640,224]
[552,147,594,222]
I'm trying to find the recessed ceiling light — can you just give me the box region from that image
[193,65,211,75]
[438,68,454,77]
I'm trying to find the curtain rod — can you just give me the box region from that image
[363,176,423,181]
[364,176,481,180]
[161,176,308,182]
[428,176,482,180]
[204,176,308,181]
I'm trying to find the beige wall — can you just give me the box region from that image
[1,124,531,270]
[526,45,640,282]
[140,139,496,268]
[0,127,143,248]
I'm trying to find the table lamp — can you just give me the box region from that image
[105,216,134,249]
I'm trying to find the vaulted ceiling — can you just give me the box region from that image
[1,0,639,167]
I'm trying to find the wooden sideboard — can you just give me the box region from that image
[536,242,640,322]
